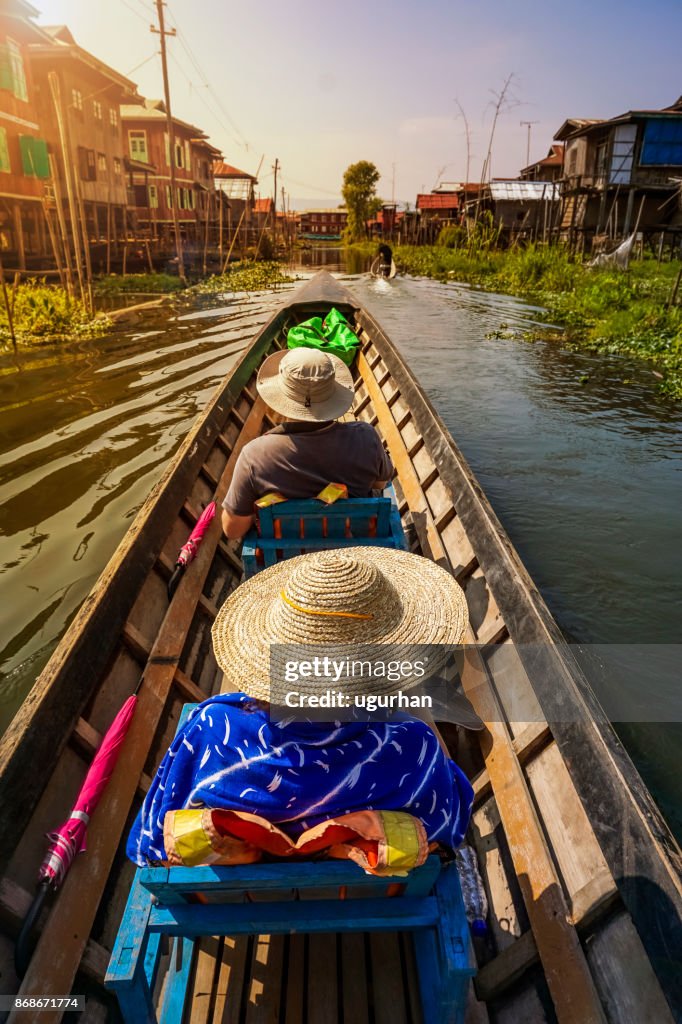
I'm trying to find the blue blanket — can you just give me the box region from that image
[128,693,474,866]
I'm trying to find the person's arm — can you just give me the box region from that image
[221,508,255,540]
[221,448,257,540]
[372,432,394,491]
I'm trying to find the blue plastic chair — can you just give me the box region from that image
[241,485,407,578]
[105,704,476,1023]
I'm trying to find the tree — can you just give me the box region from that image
[341,161,382,242]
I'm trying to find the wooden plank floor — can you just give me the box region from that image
[181,930,424,1024]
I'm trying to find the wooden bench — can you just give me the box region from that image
[241,486,406,578]
[105,704,475,1023]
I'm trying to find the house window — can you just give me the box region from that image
[4,39,28,102]
[149,184,158,208]
[109,108,118,129]
[166,185,173,208]
[0,128,10,173]
[19,136,50,178]
[175,141,185,168]
[93,100,102,120]
[128,130,148,163]
[184,140,190,170]
[97,152,107,173]
[77,146,96,181]
[113,157,121,175]
[72,89,83,115]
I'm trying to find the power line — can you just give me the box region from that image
[164,2,252,152]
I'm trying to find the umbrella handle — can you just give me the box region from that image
[14,880,50,979]
[167,562,186,601]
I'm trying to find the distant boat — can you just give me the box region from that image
[370,255,397,279]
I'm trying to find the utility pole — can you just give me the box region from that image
[520,120,539,169]
[151,1,185,282]
[272,158,279,250]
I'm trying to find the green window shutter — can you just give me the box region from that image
[32,138,50,178]
[0,44,12,93]
[19,134,35,175]
[0,127,10,173]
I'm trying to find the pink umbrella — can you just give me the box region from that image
[15,693,138,976]
[168,500,216,599]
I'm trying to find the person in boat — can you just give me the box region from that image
[221,347,392,539]
[376,243,393,277]
[127,547,475,867]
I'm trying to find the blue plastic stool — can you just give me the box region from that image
[105,705,476,1023]
[241,485,406,578]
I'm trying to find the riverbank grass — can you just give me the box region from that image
[0,280,109,349]
[394,244,682,397]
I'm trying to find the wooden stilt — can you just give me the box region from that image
[13,203,26,270]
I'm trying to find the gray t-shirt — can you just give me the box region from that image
[223,420,393,516]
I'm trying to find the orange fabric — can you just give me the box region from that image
[163,808,429,877]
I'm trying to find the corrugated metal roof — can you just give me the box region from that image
[416,193,459,210]
[213,161,256,180]
[489,181,559,201]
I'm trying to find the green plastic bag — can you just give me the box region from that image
[286,306,359,366]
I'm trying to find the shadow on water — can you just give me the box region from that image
[0,263,680,840]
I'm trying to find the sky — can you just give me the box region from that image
[35,0,682,209]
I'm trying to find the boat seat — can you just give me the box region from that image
[105,705,476,1024]
[241,484,407,578]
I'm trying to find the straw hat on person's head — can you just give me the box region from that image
[211,547,469,701]
[257,348,354,422]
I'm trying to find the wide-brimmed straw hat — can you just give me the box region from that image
[256,348,354,422]
[212,547,469,702]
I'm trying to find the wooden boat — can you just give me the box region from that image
[0,270,680,1023]
[370,255,397,279]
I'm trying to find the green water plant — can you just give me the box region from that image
[193,261,294,295]
[395,243,682,398]
[0,280,110,348]
[94,273,186,295]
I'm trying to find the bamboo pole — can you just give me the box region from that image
[42,202,65,288]
[75,182,94,313]
[47,153,75,297]
[48,71,87,306]
[202,190,211,275]
[221,205,247,273]
[106,183,112,276]
[218,192,224,266]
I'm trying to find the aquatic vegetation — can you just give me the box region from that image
[0,280,110,348]
[94,273,186,295]
[395,244,682,398]
[193,260,295,294]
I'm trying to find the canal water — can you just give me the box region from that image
[1,254,680,837]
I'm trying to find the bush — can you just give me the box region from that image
[0,280,109,346]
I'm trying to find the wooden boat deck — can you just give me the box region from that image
[0,272,680,1023]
